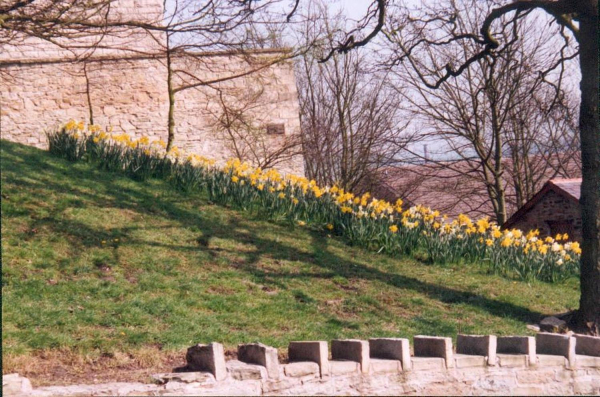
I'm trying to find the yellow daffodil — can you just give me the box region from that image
[570,242,582,255]
[53,119,581,277]
[340,206,353,214]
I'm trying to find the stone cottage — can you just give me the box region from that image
[0,0,304,175]
[503,178,582,241]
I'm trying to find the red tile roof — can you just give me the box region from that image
[373,155,581,222]
[550,178,581,200]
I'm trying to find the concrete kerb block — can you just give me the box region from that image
[574,334,600,357]
[226,360,268,381]
[497,336,536,366]
[329,360,360,375]
[331,339,370,374]
[283,361,320,378]
[454,354,487,368]
[185,342,227,381]
[3,373,32,397]
[369,338,411,371]
[413,336,454,368]
[369,358,402,373]
[536,333,576,369]
[288,341,329,377]
[456,334,497,366]
[411,357,446,371]
[238,343,280,379]
[575,354,600,368]
[496,354,529,368]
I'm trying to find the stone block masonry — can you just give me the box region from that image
[6,333,600,396]
[288,341,329,377]
[509,189,582,242]
[0,0,304,176]
[186,342,227,381]
[238,343,280,379]
[497,335,537,366]
[369,338,412,371]
[414,335,454,368]
[456,334,496,366]
[0,53,305,177]
[536,332,577,368]
[331,339,370,374]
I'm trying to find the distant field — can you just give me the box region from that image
[1,140,580,385]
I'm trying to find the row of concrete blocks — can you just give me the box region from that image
[184,333,600,381]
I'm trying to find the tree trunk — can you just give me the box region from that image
[166,47,176,152]
[575,2,599,334]
[83,63,94,125]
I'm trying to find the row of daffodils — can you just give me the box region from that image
[48,122,581,282]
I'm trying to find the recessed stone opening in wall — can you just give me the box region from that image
[266,123,285,135]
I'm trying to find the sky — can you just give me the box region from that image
[334,0,373,21]
[162,0,580,161]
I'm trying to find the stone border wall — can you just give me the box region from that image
[4,332,600,396]
[0,51,305,176]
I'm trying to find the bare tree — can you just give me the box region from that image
[151,0,302,150]
[296,3,407,193]
[205,81,302,170]
[1,0,114,47]
[0,0,168,63]
[321,0,597,333]
[504,86,580,209]
[385,0,579,224]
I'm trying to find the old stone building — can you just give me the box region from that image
[0,0,304,175]
[503,178,582,241]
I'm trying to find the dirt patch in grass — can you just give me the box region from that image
[207,285,237,295]
[3,348,186,387]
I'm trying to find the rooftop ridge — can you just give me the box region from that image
[550,178,583,183]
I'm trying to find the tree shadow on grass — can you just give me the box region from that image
[1,140,546,335]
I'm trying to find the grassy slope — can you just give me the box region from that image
[1,140,580,384]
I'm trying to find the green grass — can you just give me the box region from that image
[1,140,580,380]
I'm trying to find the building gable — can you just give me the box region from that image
[503,179,582,241]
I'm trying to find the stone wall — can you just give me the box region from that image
[0,53,304,176]
[509,190,582,242]
[0,0,165,61]
[1,0,304,176]
[5,333,600,396]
